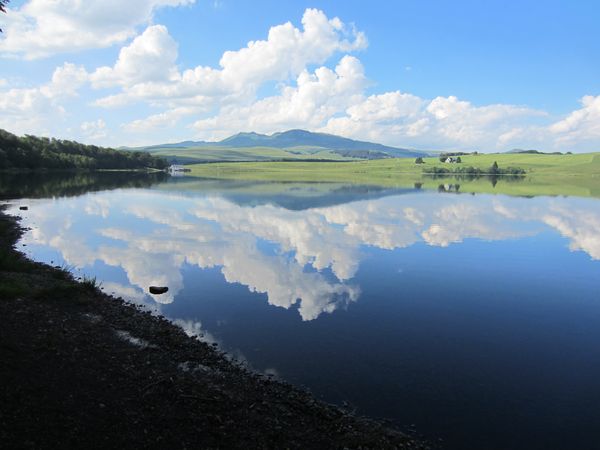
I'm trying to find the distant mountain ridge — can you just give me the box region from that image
[215,129,424,157]
[131,130,428,161]
[506,149,568,155]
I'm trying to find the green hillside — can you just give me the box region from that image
[146,145,358,163]
[129,129,429,162]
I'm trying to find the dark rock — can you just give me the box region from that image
[19,206,28,211]
[149,286,169,295]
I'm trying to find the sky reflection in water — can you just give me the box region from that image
[8,185,600,449]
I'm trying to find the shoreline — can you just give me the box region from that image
[0,205,429,449]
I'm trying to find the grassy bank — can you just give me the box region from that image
[185,153,600,198]
[187,152,600,177]
[0,206,426,449]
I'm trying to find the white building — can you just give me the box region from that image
[169,164,185,172]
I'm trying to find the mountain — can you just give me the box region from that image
[128,140,208,150]
[215,130,426,158]
[132,130,428,162]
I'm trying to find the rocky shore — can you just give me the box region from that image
[0,206,429,449]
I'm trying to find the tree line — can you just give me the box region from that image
[0,129,168,170]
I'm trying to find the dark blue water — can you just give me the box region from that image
[6,177,600,449]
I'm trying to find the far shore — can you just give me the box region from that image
[179,154,600,199]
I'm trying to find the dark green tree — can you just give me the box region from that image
[415,157,424,164]
[0,129,168,170]
[0,0,9,33]
[456,156,462,163]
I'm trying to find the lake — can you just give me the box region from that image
[4,172,600,449]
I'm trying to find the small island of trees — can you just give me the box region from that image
[423,160,526,176]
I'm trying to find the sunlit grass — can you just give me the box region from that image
[184,153,600,198]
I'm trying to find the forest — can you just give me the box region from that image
[0,129,168,170]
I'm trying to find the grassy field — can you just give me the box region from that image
[185,152,600,198]
[145,145,357,163]
[189,152,599,174]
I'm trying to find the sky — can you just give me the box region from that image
[0,0,599,152]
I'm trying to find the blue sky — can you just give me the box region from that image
[0,0,598,151]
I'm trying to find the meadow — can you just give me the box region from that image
[185,152,600,198]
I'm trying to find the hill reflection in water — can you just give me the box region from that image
[6,174,600,450]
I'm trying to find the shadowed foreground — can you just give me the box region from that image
[0,207,428,449]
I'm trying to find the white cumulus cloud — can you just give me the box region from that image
[90,25,179,88]
[0,0,195,59]
[81,119,107,141]
[193,55,367,138]
[91,9,367,112]
[549,95,600,147]
[0,62,87,135]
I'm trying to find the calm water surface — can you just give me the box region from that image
[4,174,600,449]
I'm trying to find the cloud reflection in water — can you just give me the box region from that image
[14,191,600,320]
